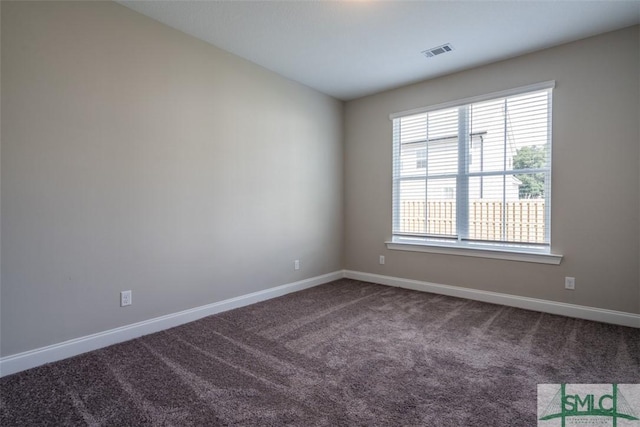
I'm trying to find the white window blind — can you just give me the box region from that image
[391,82,554,252]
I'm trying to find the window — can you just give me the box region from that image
[389,82,560,263]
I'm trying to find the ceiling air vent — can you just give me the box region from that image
[422,43,454,58]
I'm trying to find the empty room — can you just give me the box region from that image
[1,1,639,425]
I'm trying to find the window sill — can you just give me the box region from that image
[385,239,563,265]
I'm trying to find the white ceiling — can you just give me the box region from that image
[119,1,640,101]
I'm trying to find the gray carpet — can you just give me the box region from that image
[1,279,639,426]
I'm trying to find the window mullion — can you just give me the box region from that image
[502,99,508,242]
[457,106,470,241]
[424,114,429,235]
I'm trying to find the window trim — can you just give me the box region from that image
[390,81,560,261]
[389,81,556,120]
[386,238,563,265]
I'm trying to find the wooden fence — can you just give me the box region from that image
[400,199,546,243]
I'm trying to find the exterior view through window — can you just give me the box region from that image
[391,83,553,252]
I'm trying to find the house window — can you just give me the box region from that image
[416,148,427,169]
[390,81,556,259]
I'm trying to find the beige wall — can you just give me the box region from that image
[1,2,638,360]
[345,26,640,314]
[1,1,343,356]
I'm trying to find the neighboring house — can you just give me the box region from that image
[401,132,523,201]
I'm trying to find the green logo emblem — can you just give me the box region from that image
[539,384,639,427]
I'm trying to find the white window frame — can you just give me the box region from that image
[387,81,562,265]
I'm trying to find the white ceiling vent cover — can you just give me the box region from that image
[422,43,454,58]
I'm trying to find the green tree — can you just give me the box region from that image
[513,145,546,199]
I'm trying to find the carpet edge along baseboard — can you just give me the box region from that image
[1,269,638,377]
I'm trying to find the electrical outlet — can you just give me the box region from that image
[379,255,385,265]
[294,260,300,270]
[564,277,575,290]
[120,290,132,307]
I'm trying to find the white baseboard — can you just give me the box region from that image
[3,269,637,377]
[344,270,640,329]
[0,271,343,378]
